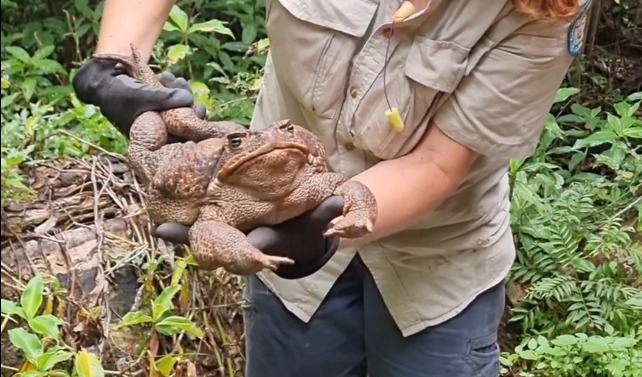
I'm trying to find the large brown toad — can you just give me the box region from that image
[93,45,379,276]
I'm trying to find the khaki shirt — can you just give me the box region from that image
[248,0,579,337]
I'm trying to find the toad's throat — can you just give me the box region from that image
[217,141,310,179]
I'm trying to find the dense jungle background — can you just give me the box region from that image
[1,0,641,376]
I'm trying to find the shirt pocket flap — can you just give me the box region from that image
[404,37,470,94]
[277,0,378,37]
[350,37,472,160]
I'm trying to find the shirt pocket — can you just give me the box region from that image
[265,0,378,120]
[351,36,471,160]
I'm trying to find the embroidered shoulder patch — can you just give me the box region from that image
[567,0,592,57]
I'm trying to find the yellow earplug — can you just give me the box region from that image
[385,107,405,132]
[392,1,417,24]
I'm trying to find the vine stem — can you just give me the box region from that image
[611,196,641,221]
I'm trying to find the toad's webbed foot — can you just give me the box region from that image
[323,179,378,239]
[188,215,294,275]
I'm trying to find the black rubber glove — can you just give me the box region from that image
[72,59,206,140]
[152,196,345,280]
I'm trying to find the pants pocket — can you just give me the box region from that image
[464,332,501,377]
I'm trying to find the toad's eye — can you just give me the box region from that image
[279,122,295,133]
[229,137,243,149]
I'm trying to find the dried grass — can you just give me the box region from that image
[1,154,245,376]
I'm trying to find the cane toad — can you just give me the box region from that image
[93,45,379,276]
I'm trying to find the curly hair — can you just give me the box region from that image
[513,0,582,22]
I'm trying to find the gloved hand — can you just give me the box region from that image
[152,196,345,280]
[72,59,206,141]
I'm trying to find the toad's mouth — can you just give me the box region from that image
[217,141,311,179]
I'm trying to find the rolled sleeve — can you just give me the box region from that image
[433,22,575,160]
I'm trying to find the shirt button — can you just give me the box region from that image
[349,87,358,98]
[382,27,393,38]
[345,142,355,151]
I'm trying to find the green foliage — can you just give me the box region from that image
[503,88,642,375]
[112,253,206,376]
[508,89,642,337]
[116,283,204,340]
[501,333,642,377]
[1,275,105,377]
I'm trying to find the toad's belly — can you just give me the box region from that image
[222,197,327,232]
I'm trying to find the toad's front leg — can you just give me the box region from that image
[188,206,294,275]
[300,172,378,239]
[325,176,378,239]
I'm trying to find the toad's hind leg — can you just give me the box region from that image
[126,111,170,184]
[129,111,168,152]
[188,206,294,275]
[322,174,378,239]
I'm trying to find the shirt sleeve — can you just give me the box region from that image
[432,19,576,160]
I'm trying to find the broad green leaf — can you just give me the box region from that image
[37,350,75,371]
[189,81,211,110]
[0,93,20,109]
[622,126,642,139]
[1,299,26,318]
[29,314,62,340]
[163,22,181,33]
[536,335,549,347]
[155,355,178,377]
[606,113,624,134]
[38,59,65,74]
[5,46,32,64]
[152,285,181,321]
[582,337,610,353]
[168,5,189,33]
[21,275,44,320]
[625,91,642,102]
[626,101,642,117]
[171,258,188,286]
[553,87,579,103]
[571,130,617,149]
[167,44,189,64]
[605,359,627,375]
[517,349,538,360]
[242,22,257,44]
[16,370,41,377]
[154,324,179,337]
[544,347,566,357]
[611,337,636,349]
[156,315,204,338]
[74,349,105,377]
[33,45,55,60]
[221,41,249,53]
[116,311,153,328]
[188,19,235,38]
[8,328,43,364]
[551,334,579,347]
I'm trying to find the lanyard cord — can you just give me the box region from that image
[383,24,395,110]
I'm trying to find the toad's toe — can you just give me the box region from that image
[263,255,295,271]
[324,213,374,239]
